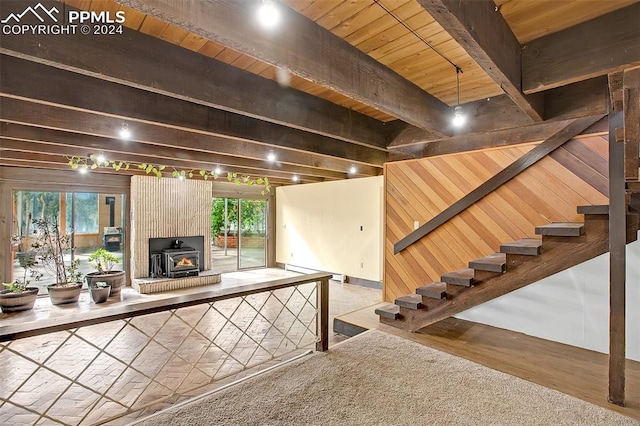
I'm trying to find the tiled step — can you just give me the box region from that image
[534,222,584,237]
[469,253,506,273]
[416,282,447,300]
[577,205,610,215]
[374,304,400,320]
[441,268,474,287]
[394,294,425,310]
[500,238,542,256]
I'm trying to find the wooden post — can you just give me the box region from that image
[608,72,626,406]
[316,277,329,352]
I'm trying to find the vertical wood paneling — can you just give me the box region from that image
[130,176,212,278]
[384,137,609,302]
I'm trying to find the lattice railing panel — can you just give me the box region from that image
[0,282,320,425]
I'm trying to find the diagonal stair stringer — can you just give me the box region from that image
[381,213,638,332]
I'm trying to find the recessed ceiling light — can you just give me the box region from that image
[96,154,105,163]
[292,175,299,182]
[257,1,280,29]
[79,167,88,174]
[349,166,357,174]
[214,167,222,175]
[267,151,276,162]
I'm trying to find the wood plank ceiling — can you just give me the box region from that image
[0,0,639,187]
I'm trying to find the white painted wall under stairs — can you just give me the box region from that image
[456,239,640,360]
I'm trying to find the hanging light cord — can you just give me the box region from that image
[372,0,463,75]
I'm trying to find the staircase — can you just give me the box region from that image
[376,205,639,332]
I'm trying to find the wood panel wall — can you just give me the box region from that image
[384,136,609,302]
[130,176,212,278]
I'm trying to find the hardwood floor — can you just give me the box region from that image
[336,305,640,420]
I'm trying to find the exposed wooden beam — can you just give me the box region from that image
[0,139,325,184]
[0,55,386,170]
[523,3,640,94]
[0,9,388,148]
[393,114,604,254]
[624,68,640,180]
[417,0,543,122]
[607,72,626,406]
[117,0,451,133]
[0,97,383,176]
[387,77,609,153]
[0,123,345,181]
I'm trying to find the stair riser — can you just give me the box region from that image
[584,214,608,235]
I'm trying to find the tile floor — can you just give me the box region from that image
[0,268,381,425]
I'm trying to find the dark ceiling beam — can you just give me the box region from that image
[522,3,640,94]
[0,159,298,187]
[0,123,345,181]
[0,7,387,149]
[0,97,382,176]
[0,55,386,170]
[388,77,608,150]
[117,0,451,134]
[0,138,326,183]
[388,115,608,159]
[417,0,544,122]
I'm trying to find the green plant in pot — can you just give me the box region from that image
[86,248,126,298]
[89,281,111,304]
[0,254,43,313]
[32,217,83,305]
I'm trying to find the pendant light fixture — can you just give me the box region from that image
[373,0,467,128]
[452,67,466,128]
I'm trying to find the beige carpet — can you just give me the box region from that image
[133,330,639,426]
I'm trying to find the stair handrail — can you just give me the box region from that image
[393,115,605,254]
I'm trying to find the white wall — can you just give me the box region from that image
[276,176,383,282]
[457,239,640,360]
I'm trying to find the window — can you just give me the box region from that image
[66,193,99,234]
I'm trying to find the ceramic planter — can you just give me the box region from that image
[47,282,82,305]
[85,271,126,298]
[89,285,111,304]
[0,287,39,313]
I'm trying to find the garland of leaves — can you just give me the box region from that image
[67,155,270,195]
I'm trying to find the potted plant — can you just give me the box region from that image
[32,217,83,305]
[89,281,111,304]
[85,248,126,298]
[0,254,42,313]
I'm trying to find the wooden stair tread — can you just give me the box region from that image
[441,268,474,287]
[416,282,447,299]
[394,294,425,310]
[535,222,584,237]
[577,205,610,215]
[469,253,506,273]
[627,181,640,193]
[374,304,400,320]
[500,238,542,256]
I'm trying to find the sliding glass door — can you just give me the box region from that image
[211,197,267,272]
[12,191,125,293]
[238,199,267,269]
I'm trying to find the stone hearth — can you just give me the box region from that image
[132,270,222,294]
